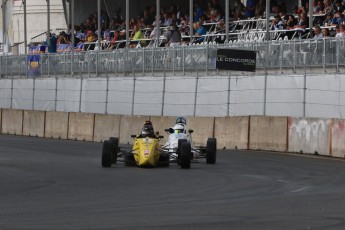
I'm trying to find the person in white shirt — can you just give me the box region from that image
[312,25,324,39]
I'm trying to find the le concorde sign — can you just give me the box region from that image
[216,49,257,72]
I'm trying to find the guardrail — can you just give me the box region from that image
[0,38,344,78]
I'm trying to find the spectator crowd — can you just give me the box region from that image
[36,0,345,53]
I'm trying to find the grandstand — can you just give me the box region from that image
[1,0,345,119]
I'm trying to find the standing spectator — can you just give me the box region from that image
[245,0,256,18]
[232,0,246,20]
[46,33,57,53]
[176,5,185,23]
[255,0,266,18]
[166,24,182,47]
[312,25,324,39]
[194,1,204,22]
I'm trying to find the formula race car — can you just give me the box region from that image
[101,120,216,169]
[162,117,217,166]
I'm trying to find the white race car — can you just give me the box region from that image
[161,117,217,168]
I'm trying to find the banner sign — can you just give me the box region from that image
[216,49,256,72]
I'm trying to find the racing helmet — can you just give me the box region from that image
[173,124,185,134]
[175,117,187,125]
[141,121,154,136]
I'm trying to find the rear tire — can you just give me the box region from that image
[206,138,217,164]
[177,139,187,165]
[102,140,113,167]
[159,154,170,167]
[180,142,192,169]
[108,137,119,164]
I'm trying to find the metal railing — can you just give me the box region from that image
[0,38,344,78]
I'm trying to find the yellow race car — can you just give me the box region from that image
[101,135,193,168]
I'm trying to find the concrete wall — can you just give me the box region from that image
[1,109,23,135]
[68,112,95,141]
[214,116,249,150]
[2,109,345,159]
[23,110,45,137]
[93,114,121,143]
[331,119,345,158]
[45,111,69,139]
[288,117,331,156]
[249,116,288,152]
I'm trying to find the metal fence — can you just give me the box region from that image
[0,38,345,78]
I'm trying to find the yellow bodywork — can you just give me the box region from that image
[132,137,161,167]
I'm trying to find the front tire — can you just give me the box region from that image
[180,142,192,169]
[206,138,217,164]
[102,140,113,167]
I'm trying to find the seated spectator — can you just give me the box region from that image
[214,20,226,44]
[331,11,345,25]
[312,25,324,39]
[314,0,325,13]
[285,14,297,29]
[130,25,145,48]
[333,0,345,13]
[84,30,97,50]
[323,13,333,26]
[106,30,120,50]
[210,9,222,22]
[193,21,207,43]
[163,13,172,27]
[323,0,332,14]
[295,12,309,29]
[271,15,285,30]
[335,24,345,37]
[322,28,331,38]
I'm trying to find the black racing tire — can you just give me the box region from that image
[124,154,136,166]
[206,138,217,164]
[180,142,192,169]
[108,137,119,164]
[102,140,113,167]
[178,139,187,151]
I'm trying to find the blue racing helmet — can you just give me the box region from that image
[175,116,187,125]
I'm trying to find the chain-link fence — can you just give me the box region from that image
[1,38,345,78]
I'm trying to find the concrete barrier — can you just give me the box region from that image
[119,115,150,144]
[214,116,249,150]
[23,110,45,137]
[45,111,69,139]
[68,112,95,141]
[150,116,176,144]
[187,117,214,146]
[249,116,288,152]
[288,117,331,156]
[93,114,121,142]
[331,119,345,158]
[0,109,2,133]
[1,109,23,135]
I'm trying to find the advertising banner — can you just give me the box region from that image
[216,49,256,72]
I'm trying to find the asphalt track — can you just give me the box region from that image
[1,134,345,230]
